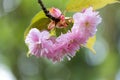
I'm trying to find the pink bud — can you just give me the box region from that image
[49,7,62,18]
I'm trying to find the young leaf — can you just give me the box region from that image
[24,11,51,38]
[85,35,96,54]
[66,0,118,12]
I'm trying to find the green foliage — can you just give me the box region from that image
[24,11,51,38]
[0,0,120,80]
[66,0,118,12]
[24,10,73,37]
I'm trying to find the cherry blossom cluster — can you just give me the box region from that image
[25,7,102,62]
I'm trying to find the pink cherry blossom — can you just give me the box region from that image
[25,28,50,57]
[72,7,102,40]
[25,7,102,63]
[54,32,82,61]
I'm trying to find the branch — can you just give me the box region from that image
[38,0,60,22]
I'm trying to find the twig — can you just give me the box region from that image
[38,0,60,22]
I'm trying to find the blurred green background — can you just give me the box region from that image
[0,0,120,80]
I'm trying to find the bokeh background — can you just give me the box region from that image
[0,0,120,80]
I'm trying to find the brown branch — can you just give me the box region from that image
[38,0,60,22]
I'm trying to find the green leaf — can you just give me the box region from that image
[50,28,56,36]
[66,0,118,12]
[24,11,51,38]
[85,35,96,54]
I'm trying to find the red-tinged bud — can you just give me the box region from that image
[56,15,68,28]
[49,7,62,18]
[48,7,68,30]
[48,21,55,30]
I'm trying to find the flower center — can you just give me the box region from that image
[85,21,90,27]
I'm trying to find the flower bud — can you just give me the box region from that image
[49,7,62,18]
